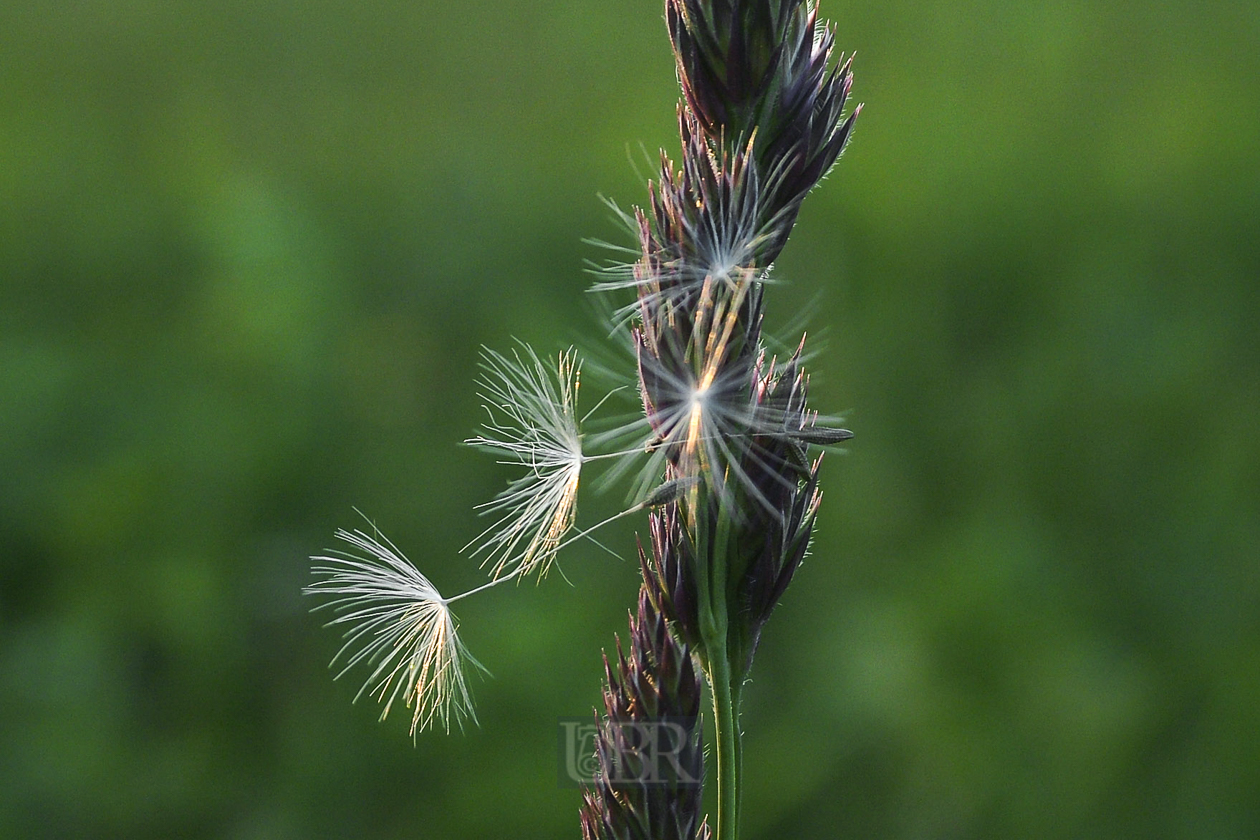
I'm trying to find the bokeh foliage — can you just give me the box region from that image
[1,1,1257,837]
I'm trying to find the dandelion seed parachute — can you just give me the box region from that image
[305,527,485,735]
[464,342,587,579]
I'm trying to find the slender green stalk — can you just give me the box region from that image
[699,493,742,840]
[709,641,741,840]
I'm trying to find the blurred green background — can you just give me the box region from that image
[2,0,1257,837]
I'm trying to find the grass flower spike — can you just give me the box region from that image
[585,3,860,838]
[305,526,485,735]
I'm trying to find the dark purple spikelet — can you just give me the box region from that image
[639,506,703,656]
[732,341,828,669]
[580,588,709,840]
[665,0,859,261]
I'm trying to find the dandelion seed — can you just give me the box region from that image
[624,301,841,515]
[305,526,485,735]
[587,152,779,330]
[465,343,585,579]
